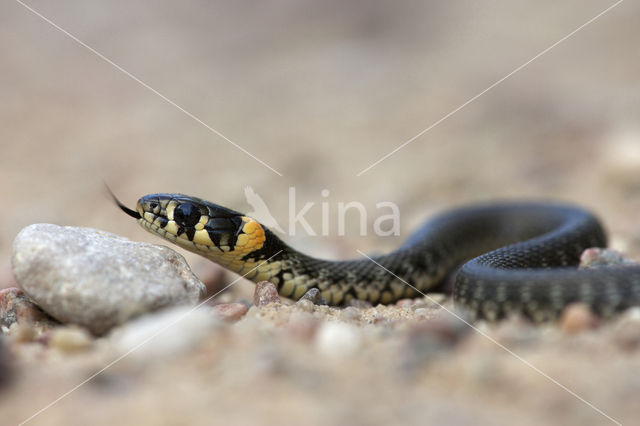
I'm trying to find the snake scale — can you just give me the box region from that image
[114,193,640,321]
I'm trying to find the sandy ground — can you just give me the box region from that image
[2,1,640,425]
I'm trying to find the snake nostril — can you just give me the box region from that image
[174,203,201,227]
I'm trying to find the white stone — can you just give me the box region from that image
[315,321,361,358]
[12,224,206,335]
[109,306,218,361]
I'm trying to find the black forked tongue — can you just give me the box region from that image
[105,184,141,219]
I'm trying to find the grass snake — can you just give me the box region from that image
[114,193,640,321]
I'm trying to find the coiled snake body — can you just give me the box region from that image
[115,193,640,321]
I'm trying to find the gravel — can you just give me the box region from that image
[211,303,249,322]
[298,288,328,305]
[253,281,281,306]
[0,287,57,330]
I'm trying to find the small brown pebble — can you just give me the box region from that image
[36,332,51,346]
[298,288,327,305]
[253,281,280,307]
[0,287,55,328]
[560,303,598,334]
[396,299,415,308]
[195,263,227,299]
[211,303,249,322]
[409,312,471,345]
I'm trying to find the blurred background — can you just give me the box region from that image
[2,0,640,280]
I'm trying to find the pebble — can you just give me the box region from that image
[399,312,471,372]
[49,326,93,352]
[410,311,471,346]
[340,306,361,321]
[284,312,319,341]
[253,281,280,307]
[211,303,249,322]
[315,322,361,358]
[396,298,415,308]
[422,293,448,306]
[0,287,56,329]
[110,307,218,362]
[298,288,327,305]
[295,299,315,313]
[611,308,640,350]
[193,262,227,299]
[579,248,638,268]
[560,303,599,334]
[7,322,37,343]
[12,224,206,335]
[346,299,373,309]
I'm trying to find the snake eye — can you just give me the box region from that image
[174,203,201,227]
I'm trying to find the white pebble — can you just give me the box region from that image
[49,326,93,352]
[315,322,361,358]
[110,307,218,362]
[622,307,640,320]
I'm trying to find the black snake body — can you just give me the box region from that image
[114,194,640,321]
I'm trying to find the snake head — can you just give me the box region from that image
[116,193,268,262]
